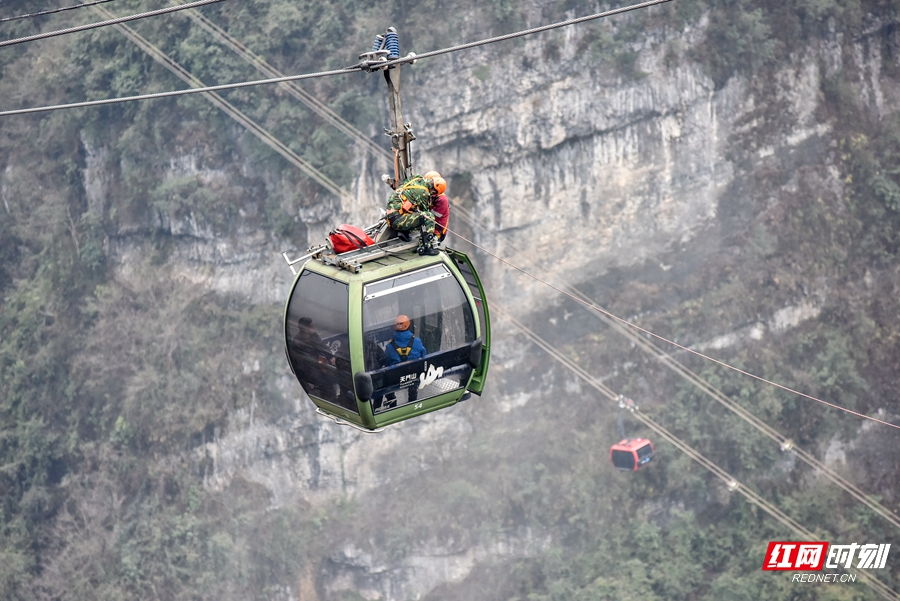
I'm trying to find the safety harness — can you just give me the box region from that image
[391,337,419,361]
[395,178,430,214]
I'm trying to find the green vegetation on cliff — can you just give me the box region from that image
[1,1,899,599]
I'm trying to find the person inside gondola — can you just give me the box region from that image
[385,174,441,255]
[375,315,428,410]
[384,315,426,365]
[423,171,449,243]
[291,317,336,399]
[292,317,333,362]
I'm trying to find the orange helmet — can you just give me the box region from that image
[430,176,447,195]
[423,170,441,180]
[394,315,410,331]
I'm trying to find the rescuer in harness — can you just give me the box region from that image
[385,174,442,255]
[423,170,449,243]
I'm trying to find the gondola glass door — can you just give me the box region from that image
[285,270,357,413]
[361,264,477,413]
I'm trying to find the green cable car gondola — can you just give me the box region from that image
[282,27,489,430]
[283,238,491,431]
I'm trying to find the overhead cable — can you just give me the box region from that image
[445,221,900,432]
[207,17,900,516]
[228,41,900,525]
[374,0,673,69]
[92,5,351,201]
[494,303,900,601]
[160,11,896,520]
[180,6,392,164]
[0,63,360,117]
[0,0,670,116]
[0,0,116,24]
[0,0,224,49]
[452,204,900,531]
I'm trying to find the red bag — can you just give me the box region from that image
[329,224,375,254]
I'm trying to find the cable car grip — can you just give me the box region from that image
[357,49,390,72]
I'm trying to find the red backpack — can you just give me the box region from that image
[329,224,375,254]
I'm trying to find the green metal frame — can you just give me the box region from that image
[283,247,491,430]
[444,248,491,394]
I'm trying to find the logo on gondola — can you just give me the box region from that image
[419,362,443,389]
[328,340,341,355]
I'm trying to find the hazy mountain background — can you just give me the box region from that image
[1,0,899,599]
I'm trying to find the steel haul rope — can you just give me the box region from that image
[0,0,224,49]
[0,64,362,117]
[180,5,392,165]
[0,0,117,24]
[374,0,672,68]
[91,4,351,201]
[494,303,900,601]
[0,0,672,116]
[451,204,900,531]
[442,219,900,432]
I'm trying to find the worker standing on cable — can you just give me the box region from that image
[423,171,449,243]
[385,174,440,255]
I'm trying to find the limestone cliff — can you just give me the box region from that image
[158,11,900,601]
[6,2,899,600]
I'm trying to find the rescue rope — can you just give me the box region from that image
[452,205,900,531]
[0,0,224,48]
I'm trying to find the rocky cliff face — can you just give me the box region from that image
[410,24,740,310]
[79,8,900,601]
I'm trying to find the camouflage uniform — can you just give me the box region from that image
[385,175,436,236]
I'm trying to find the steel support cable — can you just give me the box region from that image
[0,0,224,48]
[1,0,671,116]
[92,5,350,202]
[371,0,674,69]
[179,6,392,164]
[0,0,117,24]
[8,0,897,504]
[0,63,362,117]
[451,204,900,531]
[443,219,900,432]
[494,303,900,601]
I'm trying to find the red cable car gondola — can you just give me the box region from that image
[610,437,654,471]
[610,397,654,471]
